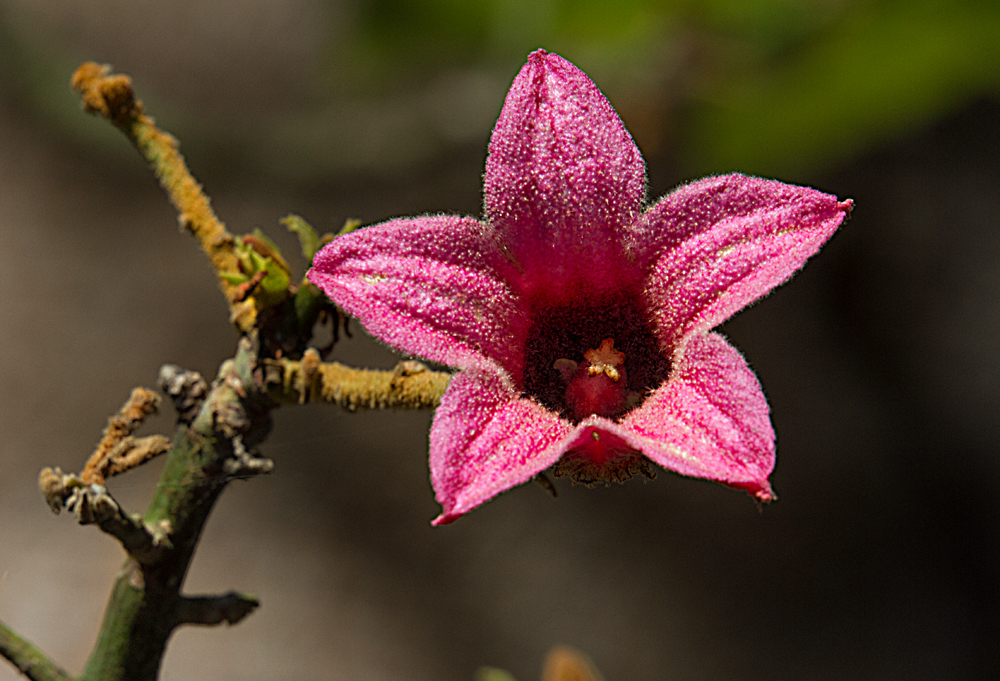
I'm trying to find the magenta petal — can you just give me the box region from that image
[308,215,529,376]
[638,174,852,350]
[484,50,646,299]
[430,362,573,525]
[618,332,776,500]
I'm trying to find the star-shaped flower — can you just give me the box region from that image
[308,50,852,525]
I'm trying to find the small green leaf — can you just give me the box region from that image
[258,266,290,299]
[234,240,292,308]
[237,248,255,276]
[219,271,249,285]
[247,249,270,274]
[244,232,291,274]
[250,228,280,254]
[282,214,322,262]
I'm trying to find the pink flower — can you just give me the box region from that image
[308,50,852,525]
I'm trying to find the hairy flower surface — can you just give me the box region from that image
[309,50,852,525]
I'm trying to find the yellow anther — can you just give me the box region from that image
[584,338,625,382]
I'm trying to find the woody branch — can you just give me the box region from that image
[1,61,451,681]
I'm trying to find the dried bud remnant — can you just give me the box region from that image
[71,62,143,126]
[38,466,82,514]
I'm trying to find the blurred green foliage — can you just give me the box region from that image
[329,0,666,91]
[2,0,998,180]
[685,0,1000,176]
[325,0,1000,176]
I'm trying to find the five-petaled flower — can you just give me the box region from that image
[308,50,852,525]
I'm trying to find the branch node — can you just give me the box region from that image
[158,364,209,423]
[151,519,175,549]
[65,482,106,524]
[201,360,251,438]
[393,359,429,379]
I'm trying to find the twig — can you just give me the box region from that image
[80,490,173,565]
[69,62,255,331]
[38,388,170,518]
[263,350,452,410]
[0,620,73,681]
[81,387,166,485]
[174,593,260,627]
[38,470,172,564]
[222,435,274,478]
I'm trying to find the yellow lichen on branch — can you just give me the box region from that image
[70,62,256,331]
[80,387,170,485]
[264,351,452,410]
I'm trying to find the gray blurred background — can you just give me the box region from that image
[1,1,998,679]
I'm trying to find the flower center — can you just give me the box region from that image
[554,338,630,420]
[520,293,670,424]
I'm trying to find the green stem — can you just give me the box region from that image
[78,426,227,681]
[0,619,73,681]
[79,340,264,681]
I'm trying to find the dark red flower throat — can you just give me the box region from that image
[521,291,670,424]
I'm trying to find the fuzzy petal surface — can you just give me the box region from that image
[308,215,530,376]
[484,50,646,300]
[618,331,776,500]
[636,175,852,351]
[430,361,573,525]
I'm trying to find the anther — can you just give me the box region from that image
[583,339,625,381]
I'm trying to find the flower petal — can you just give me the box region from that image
[618,332,776,500]
[637,174,852,351]
[430,361,573,525]
[484,50,646,300]
[308,215,529,376]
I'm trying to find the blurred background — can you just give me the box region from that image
[1,1,998,679]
